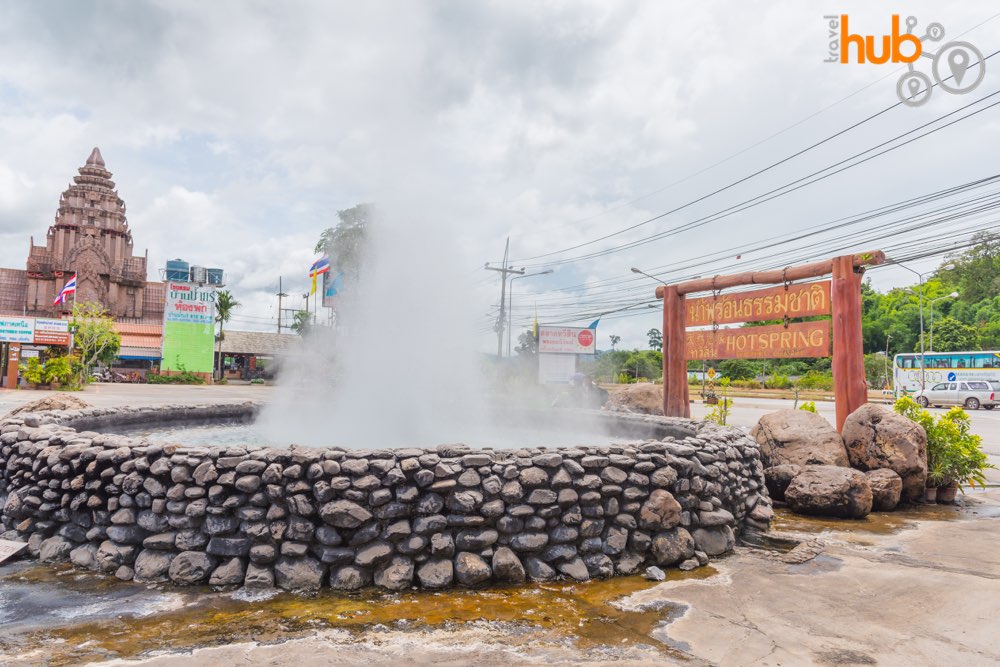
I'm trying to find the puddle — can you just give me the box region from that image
[0,561,718,666]
[770,500,999,537]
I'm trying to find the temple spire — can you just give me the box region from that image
[86,146,105,167]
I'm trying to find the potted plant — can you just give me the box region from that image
[895,398,994,504]
[43,355,76,390]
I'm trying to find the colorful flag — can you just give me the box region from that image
[588,318,600,329]
[309,256,331,294]
[53,273,77,306]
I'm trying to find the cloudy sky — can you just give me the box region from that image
[1,0,998,350]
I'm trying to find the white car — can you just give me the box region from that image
[914,380,997,410]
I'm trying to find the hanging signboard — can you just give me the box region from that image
[686,321,831,360]
[685,281,831,327]
[0,317,35,344]
[538,326,596,355]
[33,318,71,346]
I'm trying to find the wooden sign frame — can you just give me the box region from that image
[656,251,884,431]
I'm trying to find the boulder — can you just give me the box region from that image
[556,557,591,582]
[6,393,90,416]
[491,547,526,584]
[375,555,414,591]
[329,565,369,590]
[454,552,491,587]
[604,383,663,415]
[785,465,873,519]
[133,549,175,582]
[70,543,99,570]
[865,469,903,511]
[841,404,928,503]
[38,536,74,562]
[691,526,736,556]
[764,464,802,501]
[651,527,696,565]
[244,563,275,589]
[169,551,216,585]
[209,557,246,587]
[417,558,454,589]
[274,556,326,591]
[638,490,682,531]
[751,410,849,468]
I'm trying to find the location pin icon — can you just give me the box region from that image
[908,77,921,97]
[948,49,970,86]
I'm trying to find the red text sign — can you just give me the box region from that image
[686,322,831,360]
[685,281,831,327]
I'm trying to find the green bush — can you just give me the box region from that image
[894,396,994,490]
[796,371,834,391]
[148,371,205,385]
[250,378,266,385]
[19,357,43,385]
[799,401,818,413]
[764,374,792,389]
[43,356,77,387]
[731,379,762,389]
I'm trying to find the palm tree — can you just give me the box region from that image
[291,309,311,335]
[214,290,240,381]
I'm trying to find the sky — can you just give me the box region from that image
[1,0,998,351]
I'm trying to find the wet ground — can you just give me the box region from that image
[2,493,999,666]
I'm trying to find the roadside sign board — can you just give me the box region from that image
[707,367,716,379]
[0,317,35,344]
[33,318,71,346]
[538,326,597,355]
[0,539,27,565]
[685,281,831,327]
[686,321,831,360]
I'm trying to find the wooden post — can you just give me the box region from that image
[662,286,690,418]
[5,344,21,389]
[831,255,867,431]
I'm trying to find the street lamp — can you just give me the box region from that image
[929,291,959,351]
[507,269,553,357]
[630,267,668,285]
[894,260,929,391]
[884,333,892,393]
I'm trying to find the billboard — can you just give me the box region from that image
[538,326,597,355]
[0,317,35,344]
[161,281,216,375]
[686,322,831,360]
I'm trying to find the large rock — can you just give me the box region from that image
[417,558,454,589]
[650,528,695,565]
[169,551,216,585]
[841,404,928,503]
[274,556,326,591]
[785,465,873,519]
[454,552,491,587]
[492,547,526,584]
[638,490,682,531]
[6,393,90,416]
[319,500,373,528]
[133,549,175,582]
[375,556,414,591]
[692,526,735,556]
[751,410,849,468]
[764,464,802,501]
[865,469,903,511]
[38,536,74,562]
[604,383,663,415]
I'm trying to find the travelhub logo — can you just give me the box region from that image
[824,15,986,107]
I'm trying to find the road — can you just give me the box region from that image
[690,394,1000,484]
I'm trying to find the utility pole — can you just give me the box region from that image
[485,237,524,358]
[276,276,288,334]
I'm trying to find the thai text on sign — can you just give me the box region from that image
[537,326,597,355]
[685,281,831,326]
[686,321,831,360]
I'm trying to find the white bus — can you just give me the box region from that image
[893,351,1000,395]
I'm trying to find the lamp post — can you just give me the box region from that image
[928,292,959,351]
[884,333,892,393]
[507,269,553,357]
[895,262,927,391]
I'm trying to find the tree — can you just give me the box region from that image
[718,359,757,380]
[213,289,240,380]
[315,203,374,281]
[647,328,662,351]
[609,334,621,350]
[71,301,120,384]
[515,329,537,356]
[921,316,980,352]
[291,310,312,335]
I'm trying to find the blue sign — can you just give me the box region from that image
[947,371,957,381]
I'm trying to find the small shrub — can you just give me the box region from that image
[796,371,834,391]
[799,401,818,413]
[250,378,266,385]
[19,357,44,385]
[148,371,205,385]
[731,379,763,390]
[765,374,792,390]
[43,356,77,387]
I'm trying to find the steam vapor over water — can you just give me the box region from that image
[260,204,490,448]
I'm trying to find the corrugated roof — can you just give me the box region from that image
[220,330,298,355]
[114,322,162,349]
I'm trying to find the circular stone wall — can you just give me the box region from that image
[0,404,772,591]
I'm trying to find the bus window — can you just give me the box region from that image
[954,355,969,368]
[972,354,992,368]
[930,355,948,368]
[896,356,911,368]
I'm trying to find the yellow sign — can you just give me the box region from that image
[707,367,716,379]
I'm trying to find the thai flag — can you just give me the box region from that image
[53,273,77,306]
[309,256,331,277]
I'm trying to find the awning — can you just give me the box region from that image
[118,346,161,360]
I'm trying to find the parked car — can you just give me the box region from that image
[914,380,997,410]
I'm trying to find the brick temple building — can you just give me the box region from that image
[0,148,164,322]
